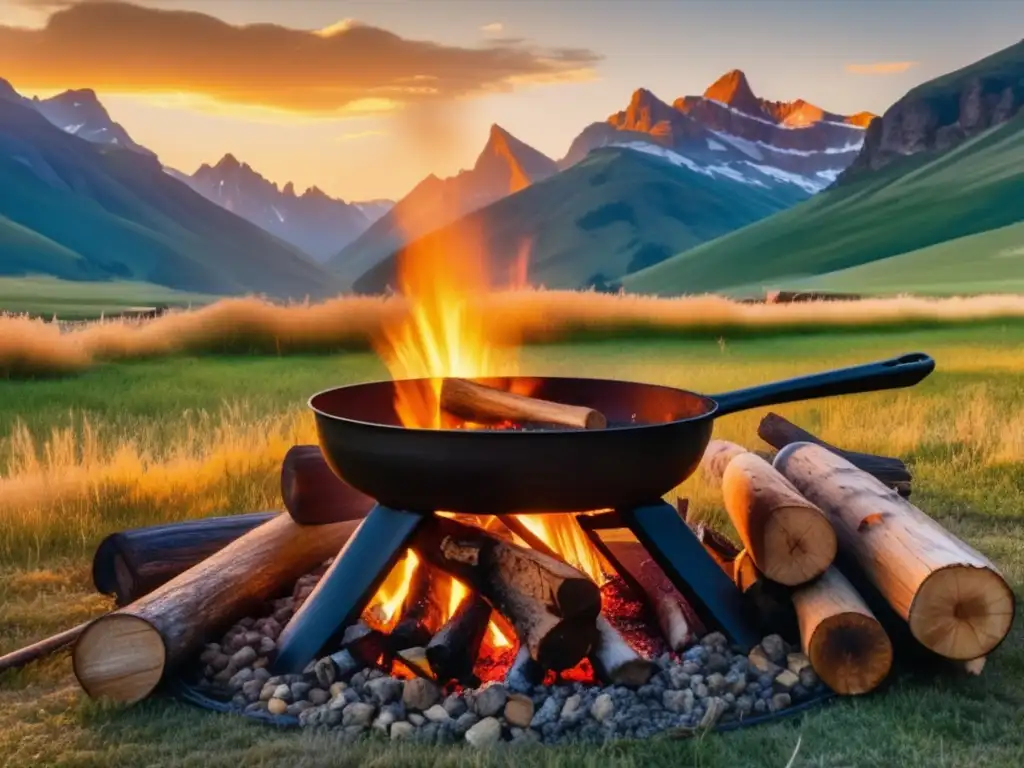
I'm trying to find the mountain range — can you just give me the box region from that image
[625,39,1024,297]
[0,79,343,298]
[339,70,872,290]
[3,39,1023,302]
[169,156,391,262]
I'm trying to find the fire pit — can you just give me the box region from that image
[272,355,934,678]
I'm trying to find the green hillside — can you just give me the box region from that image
[624,110,1024,296]
[790,221,1024,296]
[0,99,342,299]
[353,147,807,294]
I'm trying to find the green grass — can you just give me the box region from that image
[624,108,1024,297]
[0,327,1022,766]
[353,147,807,294]
[0,277,219,319]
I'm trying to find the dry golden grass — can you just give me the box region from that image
[5,291,1024,378]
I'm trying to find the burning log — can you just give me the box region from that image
[775,443,1015,660]
[389,561,446,651]
[588,615,655,687]
[92,512,277,605]
[601,539,703,651]
[281,445,377,524]
[791,567,893,695]
[73,515,362,704]
[426,593,492,684]
[758,412,911,495]
[413,515,601,671]
[439,377,607,430]
[701,440,837,586]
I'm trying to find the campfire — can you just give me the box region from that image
[61,219,1015,748]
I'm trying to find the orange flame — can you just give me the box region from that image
[365,152,601,654]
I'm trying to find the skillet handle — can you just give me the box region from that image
[712,352,935,417]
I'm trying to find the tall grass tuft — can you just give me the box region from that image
[5,291,1024,378]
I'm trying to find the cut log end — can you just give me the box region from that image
[808,611,893,696]
[761,504,838,586]
[910,565,1016,660]
[72,614,166,704]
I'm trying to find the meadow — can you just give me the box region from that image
[0,321,1022,766]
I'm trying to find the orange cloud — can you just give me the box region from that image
[844,61,918,75]
[0,2,601,115]
[481,22,504,33]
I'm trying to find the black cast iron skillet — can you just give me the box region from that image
[309,352,934,515]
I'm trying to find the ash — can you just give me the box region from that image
[193,564,828,747]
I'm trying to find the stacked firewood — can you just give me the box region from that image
[692,414,1015,695]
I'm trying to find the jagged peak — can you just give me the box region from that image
[50,88,101,104]
[282,181,296,196]
[214,153,241,171]
[703,69,761,113]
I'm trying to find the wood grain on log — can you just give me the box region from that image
[791,567,893,695]
[413,515,601,671]
[775,443,1015,660]
[73,514,361,704]
[281,445,377,524]
[426,594,491,684]
[703,440,837,586]
[439,378,607,430]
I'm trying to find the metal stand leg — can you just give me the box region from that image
[620,500,760,651]
[272,504,427,674]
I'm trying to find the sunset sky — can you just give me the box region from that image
[1,0,1020,201]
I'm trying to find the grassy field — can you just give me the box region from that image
[0,277,218,320]
[0,326,1022,766]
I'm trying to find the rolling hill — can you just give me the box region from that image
[352,145,810,294]
[0,92,343,299]
[624,41,1024,297]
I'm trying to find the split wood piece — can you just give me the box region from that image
[73,515,362,704]
[389,560,446,651]
[281,445,377,525]
[758,412,911,495]
[413,514,601,671]
[0,621,91,675]
[588,615,655,687]
[92,512,276,606]
[439,377,607,430]
[791,567,893,695]
[775,443,1015,660]
[601,538,704,651]
[426,593,492,684]
[702,440,837,586]
[342,621,389,667]
[394,647,435,681]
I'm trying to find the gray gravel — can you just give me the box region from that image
[195,569,830,747]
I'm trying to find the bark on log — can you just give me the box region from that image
[700,440,748,484]
[426,593,491,684]
[775,443,1015,659]
[413,515,601,671]
[791,567,893,695]
[439,377,607,430]
[0,621,91,675]
[758,412,911,494]
[281,445,377,525]
[602,539,703,650]
[73,514,361,704]
[588,615,655,687]
[92,512,277,606]
[506,645,544,691]
[703,441,837,586]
